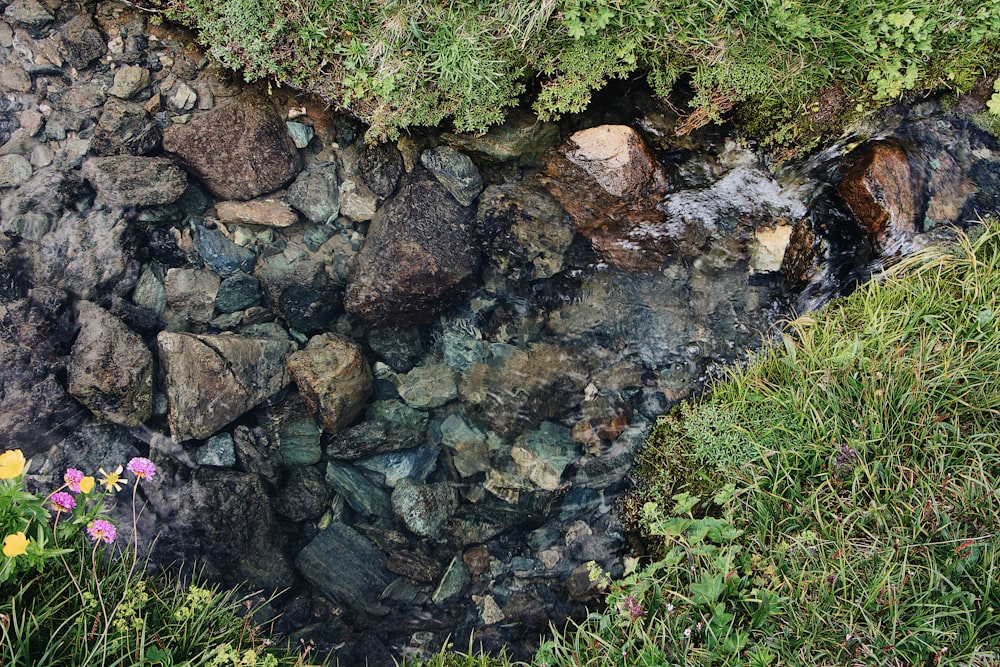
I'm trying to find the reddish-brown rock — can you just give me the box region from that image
[286,333,373,435]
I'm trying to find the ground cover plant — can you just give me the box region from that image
[0,452,319,667]
[148,0,1000,143]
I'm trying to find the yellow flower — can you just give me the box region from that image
[0,449,26,479]
[98,466,127,492]
[3,532,28,558]
[78,476,95,494]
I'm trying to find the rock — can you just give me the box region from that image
[478,182,574,289]
[514,421,577,488]
[328,399,429,460]
[214,198,298,228]
[924,152,978,227]
[366,326,424,372]
[1,168,88,233]
[274,465,331,521]
[483,469,533,504]
[0,154,32,188]
[132,263,167,315]
[82,156,187,207]
[68,301,152,427]
[287,165,339,224]
[479,595,505,625]
[287,333,372,435]
[169,82,198,113]
[154,469,295,590]
[432,556,470,603]
[749,223,794,273]
[837,140,920,254]
[60,13,107,70]
[285,121,313,148]
[324,460,391,517]
[194,225,257,276]
[565,563,601,601]
[53,82,106,114]
[0,21,12,48]
[391,480,457,538]
[439,413,490,478]
[359,141,403,198]
[109,64,150,99]
[442,110,560,165]
[162,93,303,200]
[3,0,53,37]
[157,331,295,441]
[338,178,378,221]
[295,523,392,613]
[261,393,322,466]
[345,172,481,326]
[22,207,137,299]
[0,64,31,93]
[538,125,672,271]
[90,99,161,156]
[215,271,261,313]
[356,442,439,487]
[255,250,340,334]
[164,268,220,323]
[197,433,237,467]
[394,361,458,409]
[419,146,483,206]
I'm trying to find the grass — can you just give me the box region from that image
[145,0,1000,144]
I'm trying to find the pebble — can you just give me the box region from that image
[0,154,32,188]
[0,21,12,48]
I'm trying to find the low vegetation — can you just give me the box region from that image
[148,0,1000,143]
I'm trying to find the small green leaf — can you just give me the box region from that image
[671,492,700,515]
[690,571,724,605]
[988,92,1000,117]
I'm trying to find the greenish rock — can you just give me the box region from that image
[135,206,182,224]
[419,146,483,206]
[262,393,322,466]
[285,121,314,149]
[197,433,236,467]
[327,399,428,460]
[0,154,32,188]
[441,318,490,371]
[572,425,646,489]
[442,110,560,165]
[295,523,391,613]
[356,442,439,487]
[2,211,49,241]
[325,460,392,518]
[215,271,262,313]
[432,555,470,603]
[518,421,578,478]
[302,222,336,251]
[394,361,458,409]
[287,165,340,224]
[391,479,457,538]
[439,413,490,478]
[109,64,151,99]
[273,466,331,521]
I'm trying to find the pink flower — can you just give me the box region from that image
[50,492,76,513]
[86,519,117,544]
[64,468,84,493]
[126,457,156,480]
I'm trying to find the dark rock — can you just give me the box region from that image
[82,156,187,207]
[366,326,424,372]
[295,522,392,613]
[324,460,391,517]
[837,140,921,254]
[359,141,403,198]
[157,332,295,441]
[391,480,458,539]
[3,0,53,37]
[261,392,322,466]
[538,125,672,271]
[345,171,480,327]
[1,168,89,235]
[386,550,442,583]
[274,465,331,522]
[287,333,372,435]
[287,164,339,224]
[328,399,428,460]
[356,442,439,487]
[255,251,340,334]
[233,425,282,486]
[215,271,261,313]
[419,146,483,206]
[0,110,19,145]
[442,110,560,165]
[197,433,237,467]
[60,12,107,70]
[90,98,161,156]
[194,225,257,276]
[68,301,152,427]
[162,93,303,200]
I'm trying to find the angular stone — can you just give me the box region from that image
[1,168,88,231]
[90,99,161,156]
[285,121,314,148]
[295,523,392,613]
[338,178,378,221]
[538,125,672,271]
[439,413,490,478]
[68,301,152,427]
[356,442,439,487]
[419,146,483,206]
[3,0,53,37]
[442,110,560,165]
[0,154,32,188]
[157,331,295,441]
[82,156,187,207]
[215,198,298,227]
[432,556,470,603]
[287,165,339,224]
[215,271,261,313]
[359,141,403,198]
[750,223,794,273]
[391,480,457,538]
[324,460,391,517]
[274,465,331,521]
[261,393,322,466]
[0,64,31,93]
[164,268,220,323]
[194,225,257,276]
[162,93,303,200]
[109,64,150,99]
[394,361,458,409]
[328,399,428,460]
[169,82,197,113]
[60,13,107,70]
[197,433,236,467]
[255,250,339,334]
[345,171,480,327]
[287,333,372,435]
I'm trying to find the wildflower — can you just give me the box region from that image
[98,466,127,492]
[127,457,156,480]
[3,532,28,558]
[64,468,84,492]
[50,492,76,513]
[666,603,675,614]
[622,594,644,621]
[684,627,692,638]
[79,476,95,494]
[0,449,26,479]
[86,519,117,544]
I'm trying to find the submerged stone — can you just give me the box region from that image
[325,460,392,518]
[296,523,392,613]
[419,146,483,206]
[390,479,458,538]
[287,333,372,435]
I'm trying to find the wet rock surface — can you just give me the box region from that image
[1,5,998,666]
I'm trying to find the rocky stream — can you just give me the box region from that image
[2,2,1000,665]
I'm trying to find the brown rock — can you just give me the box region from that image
[837,140,920,253]
[539,125,671,271]
[286,333,372,434]
[215,198,298,227]
[162,93,302,200]
[81,156,186,207]
[781,215,822,290]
